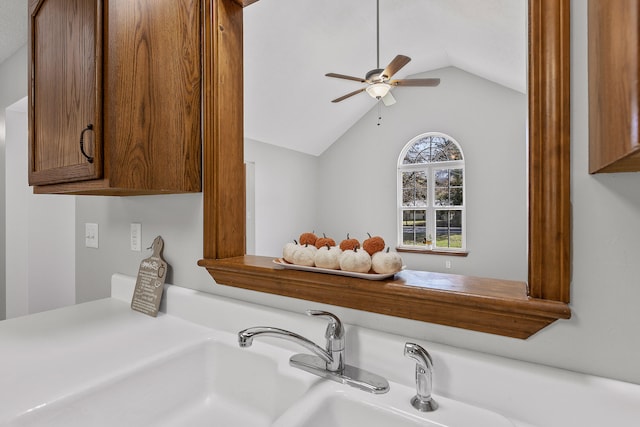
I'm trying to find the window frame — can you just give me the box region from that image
[397,132,466,253]
[200,0,572,339]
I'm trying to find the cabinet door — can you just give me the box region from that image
[105,0,202,192]
[29,0,102,185]
[589,0,640,173]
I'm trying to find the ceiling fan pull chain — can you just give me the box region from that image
[377,102,382,126]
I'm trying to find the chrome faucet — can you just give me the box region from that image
[238,310,389,394]
[239,310,343,371]
[404,342,438,412]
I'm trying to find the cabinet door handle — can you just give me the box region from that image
[80,124,94,163]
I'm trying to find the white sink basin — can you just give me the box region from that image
[8,338,317,427]
[7,331,514,427]
[272,381,516,427]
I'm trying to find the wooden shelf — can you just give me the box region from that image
[199,256,571,339]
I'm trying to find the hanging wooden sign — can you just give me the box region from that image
[131,236,168,317]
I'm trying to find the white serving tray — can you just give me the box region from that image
[272,258,402,281]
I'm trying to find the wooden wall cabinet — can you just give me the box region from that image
[589,0,640,173]
[29,0,202,195]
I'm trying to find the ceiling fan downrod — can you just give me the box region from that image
[376,0,380,69]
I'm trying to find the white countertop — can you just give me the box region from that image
[1,274,639,427]
[0,297,212,422]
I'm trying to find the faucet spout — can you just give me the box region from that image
[237,310,389,394]
[238,326,333,365]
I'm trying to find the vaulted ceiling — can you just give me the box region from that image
[244,0,526,155]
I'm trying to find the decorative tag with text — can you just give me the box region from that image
[131,236,168,317]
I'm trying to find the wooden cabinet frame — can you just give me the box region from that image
[199,0,571,339]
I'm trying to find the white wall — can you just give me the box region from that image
[317,66,527,281]
[245,138,318,257]
[4,102,28,317]
[75,193,208,303]
[73,0,640,385]
[5,98,75,318]
[0,44,28,320]
[74,140,318,302]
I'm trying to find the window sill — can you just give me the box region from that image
[198,255,571,339]
[397,247,469,257]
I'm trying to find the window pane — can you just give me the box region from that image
[402,210,428,246]
[403,139,431,164]
[435,210,463,249]
[402,171,427,207]
[450,188,463,206]
[402,136,463,164]
[434,187,449,206]
[434,168,463,207]
[450,168,463,186]
[431,138,451,162]
[434,169,449,187]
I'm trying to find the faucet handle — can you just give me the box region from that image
[306,310,344,339]
[404,342,438,412]
[306,310,345,372]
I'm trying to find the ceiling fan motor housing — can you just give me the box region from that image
[366,68,386,82]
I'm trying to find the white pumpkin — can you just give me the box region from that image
[283,241,301,263]
[314,245,342,270]
[371,248,403,274]
[292,244,317,267]
[339,246,372,273]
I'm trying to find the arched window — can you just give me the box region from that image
[397,132,466,251]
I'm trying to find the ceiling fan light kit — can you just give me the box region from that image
[366,82,391,99]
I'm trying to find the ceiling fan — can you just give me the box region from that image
[325,0,440,106]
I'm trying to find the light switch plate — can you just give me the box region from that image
[130,223,141,251]
[85,223,99,248]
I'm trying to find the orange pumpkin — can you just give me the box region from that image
[315,233,336,249]
[299,231,318,246]
[339,233,360,251]
[362,233,385,256]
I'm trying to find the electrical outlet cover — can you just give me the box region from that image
[85,223,99,248]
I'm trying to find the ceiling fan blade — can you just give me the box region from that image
[331,87,366,103]
[390,78,441,87]
[381,91,396,106]
[381,55,411,79]
[325,73,367,83]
